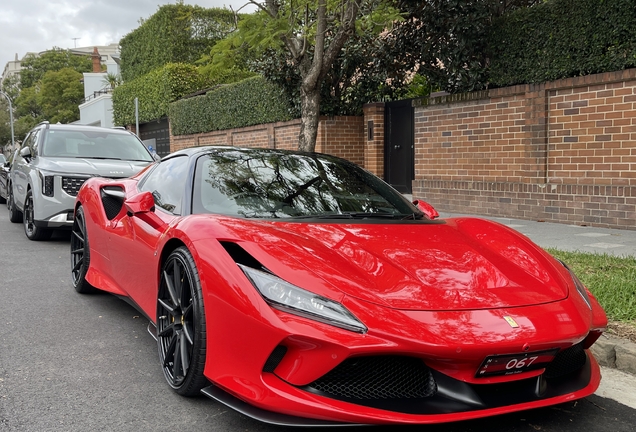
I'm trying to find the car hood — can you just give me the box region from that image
[38,157,151,177]
[213,216,569,311]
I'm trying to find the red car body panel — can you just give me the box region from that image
[76,171,608,425]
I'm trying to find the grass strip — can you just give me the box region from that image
[546,248,636,324]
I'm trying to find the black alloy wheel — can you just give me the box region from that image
[23,190,52,240]
[7,185,22,223]
[70,205,96,294]
[157,246,208,397]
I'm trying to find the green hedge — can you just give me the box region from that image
[169,76,294,136]
[119,4,236,82]
[112,63,206,126]
[488,0,636,87]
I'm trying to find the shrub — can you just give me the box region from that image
[112,63,206,126]
[169,76,293,136]
[488,0,636,87]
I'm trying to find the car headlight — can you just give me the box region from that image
[238,264,367,333]
[36,169,55,197]
[558,260,592,310]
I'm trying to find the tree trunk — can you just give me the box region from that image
[298,84,321,152]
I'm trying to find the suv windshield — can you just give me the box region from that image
[42,130,154,162]
[192,148,422,219]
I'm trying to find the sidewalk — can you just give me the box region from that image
[439,212,636,257]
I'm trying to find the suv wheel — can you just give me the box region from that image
[8,185,23,223]
[23,190,52,241]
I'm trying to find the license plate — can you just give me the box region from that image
[476,348,560,378]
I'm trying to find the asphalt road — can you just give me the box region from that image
[1,205,635,432]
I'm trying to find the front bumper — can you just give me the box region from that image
[34,209,75,228]
[33,175,89,228]
[204,352,599,425]
[202,284,605,425]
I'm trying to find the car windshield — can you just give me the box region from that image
[192,148,422,219]
[42,130,154,162]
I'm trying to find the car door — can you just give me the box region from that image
[12,129,41,210]
[107,156,190,318]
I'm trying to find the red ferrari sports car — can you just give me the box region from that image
[71,146,607,426]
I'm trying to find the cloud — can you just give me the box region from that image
[1,0,253,75]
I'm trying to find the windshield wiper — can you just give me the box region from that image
[76,156,122,160]
[292,212,400,219]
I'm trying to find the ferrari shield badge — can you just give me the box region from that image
[504,316,519,328]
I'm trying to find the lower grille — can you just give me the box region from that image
[62,177,88,197]
[263,346,288,373]
[306,356,436,401]
[544,342,587,379]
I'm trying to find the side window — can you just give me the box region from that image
[139,156,189,215]
[21,132,33,152]
[21,129,40,156]
[31,129,41,154]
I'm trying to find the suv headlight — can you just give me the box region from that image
[558,260,592,309]
[36,169,55,197]
[239,264,367,333]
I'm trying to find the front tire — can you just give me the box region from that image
[157,247,208,396]
[8,185,22,223]
[70,205,96,294]
[23,190,52,241]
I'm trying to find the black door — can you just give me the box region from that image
[139,118,171,157]
[384,100,414,193]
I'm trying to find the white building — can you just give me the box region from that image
[76,47,121,128]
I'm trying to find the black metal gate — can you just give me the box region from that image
[384,99,415,193]
[139,118,171,157]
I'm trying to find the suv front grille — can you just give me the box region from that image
[62,177,89,197]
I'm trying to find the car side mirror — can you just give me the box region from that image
[124,191,155,215]
[124,191,167,230]
[413,199,439,220]
[20,146,32,159]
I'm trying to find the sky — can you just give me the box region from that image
[0,0,256,74]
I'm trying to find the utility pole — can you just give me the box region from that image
[71,38,80,48]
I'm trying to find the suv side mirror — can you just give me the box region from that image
[20,146,32,159]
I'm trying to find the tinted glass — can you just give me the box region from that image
[192,149,422,219]
[22,130,39,154]
[42,129,153,162]
[139,156,189,214]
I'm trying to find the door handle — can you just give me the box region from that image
[394,145,401,149]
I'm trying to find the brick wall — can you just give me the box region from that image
[171,116,365,165]
[412,69,636,230]
[363,103,385,178]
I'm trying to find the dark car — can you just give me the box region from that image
[8,121,156,240]
[0,150,18,205]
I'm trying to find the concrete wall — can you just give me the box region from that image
[78,94,114,128]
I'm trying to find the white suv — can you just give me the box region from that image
[8,122,157,240]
